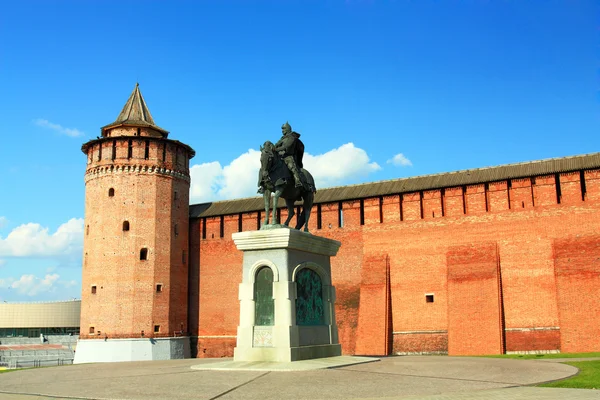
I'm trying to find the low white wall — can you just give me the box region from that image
[74,337,190,364]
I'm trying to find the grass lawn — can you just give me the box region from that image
[482,352,600,389]
[484,352,600,360]
[538,361,600,390]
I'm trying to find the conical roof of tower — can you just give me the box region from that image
[101,83,169,137]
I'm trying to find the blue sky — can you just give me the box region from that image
[0,1,598,302]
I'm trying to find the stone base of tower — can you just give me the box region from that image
[73,337,190,364]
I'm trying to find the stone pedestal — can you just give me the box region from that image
[232,228,342,362]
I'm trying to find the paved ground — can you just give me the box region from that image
[0,356,597,400]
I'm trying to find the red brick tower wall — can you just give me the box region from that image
[81,125,193,339]
[189,166,600,356]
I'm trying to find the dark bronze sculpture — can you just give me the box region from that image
[258,122,316,232]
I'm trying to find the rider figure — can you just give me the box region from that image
[274,122,304,188]
[257,122,305,194]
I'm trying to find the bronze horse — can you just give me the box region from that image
[259,141,316,232]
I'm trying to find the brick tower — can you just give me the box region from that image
[75,84,195,363]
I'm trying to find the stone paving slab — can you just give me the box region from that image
[0,356,591,400]
[190,355,380,371]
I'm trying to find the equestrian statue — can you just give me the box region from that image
[258,122,316,232]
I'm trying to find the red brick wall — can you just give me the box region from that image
[505,329,561,352]
[188,168,600,356]
[554,235,600,353]
[193,234,242,357]
[447,243,504,355]
[355,254,390,355]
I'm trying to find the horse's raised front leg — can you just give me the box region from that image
[263,189,271,226]
[284,199,295,226]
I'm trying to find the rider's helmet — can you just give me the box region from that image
[281,121,292,134]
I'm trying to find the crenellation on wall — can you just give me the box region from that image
[443,187,465,217]
[509,178,534,209]
[363,197,381,225]
[381,194,400,222]
[241,211,260,232]
[223,214,239,238]
[465,184,487,215]
[487,181,509,212]
[204,217,221,240]
[422,189,442,219]
[532,175,557,207]
[558,172,582,205]
[320,202,340,229]
[584,169,600,201]
[402,192,422,221]
[341,200,361,228]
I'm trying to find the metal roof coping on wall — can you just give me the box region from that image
[190,152,600,219]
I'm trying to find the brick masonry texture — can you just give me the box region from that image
[81,126,193,340]
[83,126,600,356]
[188,169,600,357]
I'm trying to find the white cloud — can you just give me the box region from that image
[0,216,7,229]
[189,149,262,204]
[33,119,84,137]
[303,143,381,188]
[59,279,77,288]
[0,218,84,258]
[0,274,68,296]
[10,274,60,296]
[189,143,380,203]
[387,153,413,167]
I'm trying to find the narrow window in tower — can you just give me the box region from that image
[156,284,163,293]
[162,143,167,162]
[91,285,96,294]
[112,140,116,160]
[108,188,115,197]
[140,248,148,260]
[154,325,160,333]
[174,191,178,201]
[98,142,102,161]
[86,225,89,236]
[89,327,95,334]
[128,139,133,159]
[425,294,434,303]
[174,224,179,236]
[144,140,149,160]
[123,221,130,231]
[136,127,141,136]
[182,250,186,264]
[338,202,344,228]
[175,149,179,166]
